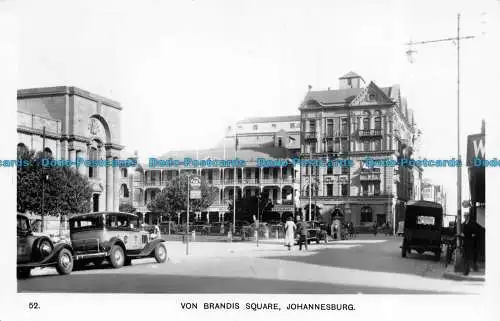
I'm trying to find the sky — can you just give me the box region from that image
[9,0,500,214]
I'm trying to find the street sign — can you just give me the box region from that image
[190,176,201,188]
[190,190,201,199]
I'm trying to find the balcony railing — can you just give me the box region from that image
[358,129,382,138]
[144,180,164,187]
[360,170,381,181]
[304,132,317,141]
[361,191,382,197]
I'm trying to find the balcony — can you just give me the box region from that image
[358,129,382,138]
[144,180,165,187]
[361,191,382,197]
[303,132,317,142]
[360,169,381,182]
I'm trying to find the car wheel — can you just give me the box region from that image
[55,248,73,275]
[17,268,31,279]
[401,241,407,258]
[124,257,132,266]
[154,243,167,263]
[109,245,125,268]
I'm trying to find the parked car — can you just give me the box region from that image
[68,212,167,269]
[306,221,328,244]
[17,214,74,278]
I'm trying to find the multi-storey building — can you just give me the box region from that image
[122,146,298,225]
[421,180,447,211]
[298,72,420,229]
[120,116,302,224]
[17,86,124,212]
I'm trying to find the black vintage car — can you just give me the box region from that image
[401,200,443,261]
[17,214,74,278]
[295,221,327,244]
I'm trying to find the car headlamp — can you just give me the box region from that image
[40,243,52,256]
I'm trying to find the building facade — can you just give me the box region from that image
[298,72,420,229]
[17,86,124,212]
[120,115,302,225]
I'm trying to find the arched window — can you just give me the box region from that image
[361,206,373,223]
[120,184,129,198]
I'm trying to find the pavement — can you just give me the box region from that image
[442,262,485,282]
[18,235,485,294]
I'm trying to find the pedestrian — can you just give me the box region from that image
[462,213,480,275]
[297,216,309,250]
[373,223,378,236]
[284,216,296,252]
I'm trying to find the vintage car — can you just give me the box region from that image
[306,221,328,244]
[68,212,167,268]
[401,200,443,261]
[295,221,327,244]
[17,214,74,278]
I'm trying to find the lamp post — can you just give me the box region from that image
[406,13,474,271]
[41,126,46,233]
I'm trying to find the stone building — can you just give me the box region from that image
[17,86,124,212]
[298,72,420,229]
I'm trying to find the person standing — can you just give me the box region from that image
[297,217,309,251]
[284,216,296,252]
[462,213,480,275]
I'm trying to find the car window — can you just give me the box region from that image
[417,216,435,225]
[105,214,138,230]
[70,215,103,231]
[17,216,29,233]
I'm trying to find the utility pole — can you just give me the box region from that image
[186,174,190,255]
[406,13,474,272]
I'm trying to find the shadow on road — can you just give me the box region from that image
[18,273,463,294]
[260,239,449,280]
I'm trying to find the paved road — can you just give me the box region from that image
[18,236,483,294]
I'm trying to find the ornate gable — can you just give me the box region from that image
[349,81,392,106]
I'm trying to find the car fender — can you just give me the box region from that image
[139,239,166,256]
[31,235,54,261]
[39,243,74,265]
[106,237,126,252]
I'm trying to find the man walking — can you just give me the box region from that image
[297,216,309,251]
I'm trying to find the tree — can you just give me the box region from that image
[147,173,218,219]
[228,193,274,222]
[17,149,93,215]
[119,203,136,213]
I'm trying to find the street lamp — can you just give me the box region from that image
[405,13,474,272]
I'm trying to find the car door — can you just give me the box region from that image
[17,216,32,263]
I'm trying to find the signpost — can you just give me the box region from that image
[186,175,201,255]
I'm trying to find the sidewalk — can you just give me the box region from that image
[442,262,485,282]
